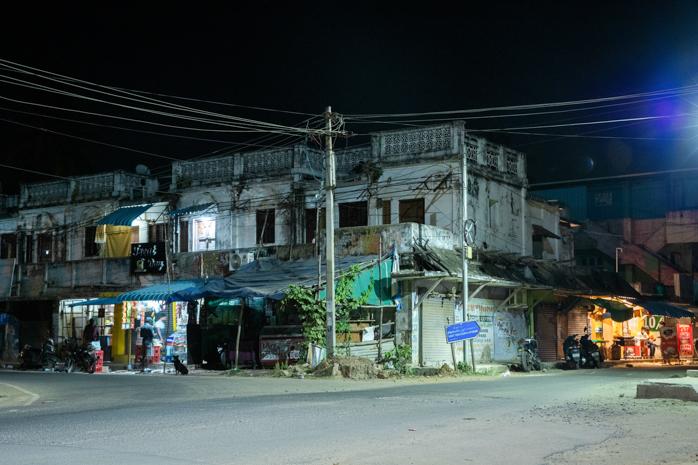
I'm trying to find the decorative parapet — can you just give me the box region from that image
[0,194,18,210]
[243,147,294,175]
[377,123,457,159]
[336,147,373,172]
[171,145,304,189]
[22,181,70,207]
[19,171,156,208]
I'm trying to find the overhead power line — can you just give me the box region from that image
[344,83,698,118]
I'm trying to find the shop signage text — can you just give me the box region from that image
[131,242,167,274]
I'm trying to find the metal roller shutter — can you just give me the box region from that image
[535,305,558,362]
[567,307,589,339]
[421,298,454,367]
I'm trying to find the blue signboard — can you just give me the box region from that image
[445,321,481,343]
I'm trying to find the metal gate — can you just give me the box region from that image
[420,298,454,367]
[567,307,589,338]
[535,305,558,361]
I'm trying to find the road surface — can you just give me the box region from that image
[0,367,696,465]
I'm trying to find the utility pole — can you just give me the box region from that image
[325,106,337,356]
[461,133,475,371]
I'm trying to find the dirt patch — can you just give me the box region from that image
[313,356,377,380]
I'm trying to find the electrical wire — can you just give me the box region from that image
[0,59,325,135]
[345,83,698,118]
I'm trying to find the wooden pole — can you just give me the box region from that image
[234,303,244,369]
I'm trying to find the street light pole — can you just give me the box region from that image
[615,247,623,273]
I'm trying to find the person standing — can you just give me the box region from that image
[140,317,154,372]
[154,314,167,342]
[641,327,656,359]
[83,318,100,350]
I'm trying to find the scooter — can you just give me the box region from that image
[62,338,97,374]
[18,338,59,370]
[579,334,603,368]
[563,334,581,369]
[517,337,542,372]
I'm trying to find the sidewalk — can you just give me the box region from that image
[604,358,698,368]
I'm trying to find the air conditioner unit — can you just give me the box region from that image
[229,251,255,271]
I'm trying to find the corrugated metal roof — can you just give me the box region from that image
[169,203,215,217]
[97,204,152,226]
[116,279,206,302]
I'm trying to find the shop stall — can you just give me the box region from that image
[584,298,694,362]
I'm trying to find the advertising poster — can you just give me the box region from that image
[677,324,693,358]
[659,325,678,359]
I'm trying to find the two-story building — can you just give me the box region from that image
[0,122,580,368]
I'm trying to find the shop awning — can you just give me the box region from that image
[532,224,561,239]
[169,203,215,217]
[587,298,635,322]
[68,297,120,307]
[637,301,694,319]
[170,256,385,302]
[97,204,152,226]
[116,279,208,302]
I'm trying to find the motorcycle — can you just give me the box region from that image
[517,337,542,372]
[18,338,59,370]
[216,341,231,369]
[62,337,97,374]
[579,334,603,368]
[563,334,581,369]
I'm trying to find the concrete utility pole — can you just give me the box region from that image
[461,133,475,371]
[325,106,337,356]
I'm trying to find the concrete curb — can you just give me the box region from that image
[636,374,698,401]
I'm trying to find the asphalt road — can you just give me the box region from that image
[0,367,696,465]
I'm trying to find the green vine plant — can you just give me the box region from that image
[281,264,373,350]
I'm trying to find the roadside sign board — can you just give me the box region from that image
[445,321,481,344]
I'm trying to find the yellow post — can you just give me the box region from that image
[111,303,128,363]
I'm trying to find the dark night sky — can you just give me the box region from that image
[2,2,698,193]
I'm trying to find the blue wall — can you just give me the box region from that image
[533,173,698,221]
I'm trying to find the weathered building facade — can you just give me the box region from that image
[0,122,570,368]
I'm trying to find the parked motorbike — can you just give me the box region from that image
[18,338,59,370]
[216,341,231,370]
[517,337,542,372]
[563,334,581,369]
[579,334,603,368]
[62,338,97,374]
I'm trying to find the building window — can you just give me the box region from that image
[24,234,33,263]
[0,234,17,259]
[305,208,325,244]
[193,218,216,251]
[339,201,368,228]
[382,200,391,225]
[84,226,100,257]
[399,198,425,224]
[179,219,189,253]
[37,233,52,263]
[256,209,275,244]
[148,223,167,243]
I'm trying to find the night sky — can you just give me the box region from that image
[2,2,698,193]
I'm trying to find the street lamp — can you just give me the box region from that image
[615,247,623,273]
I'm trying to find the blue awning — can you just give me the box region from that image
[638,301,695,319]
[97,204,152,226]
[68,297,120,307]
[169,203,215,217]
[116,279,207,302]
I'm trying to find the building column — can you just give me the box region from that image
[111,303,128,364]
